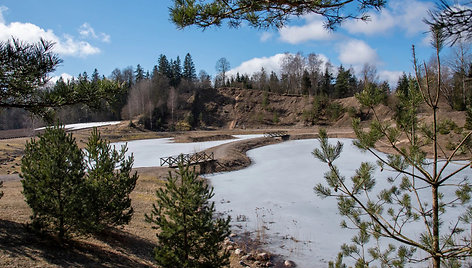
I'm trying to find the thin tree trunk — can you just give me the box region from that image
[432,184,440,268]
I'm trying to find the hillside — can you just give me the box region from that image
[170,87,467,132]
[156,87,355,130]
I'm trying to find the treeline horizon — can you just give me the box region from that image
[2,46,472,131]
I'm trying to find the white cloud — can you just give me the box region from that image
[279,14,335,44]
[228,53,287,77]
[79,23,111,43]
[0,6,7,24]
[343,10,396,35]
[260,32,273,42]
[49,73,74,84]
[344,0,433,36]
[396,0,433,35]
[379,70,403,87]
[338,39,379,66]
[0,10,101,57]
[228,52,331,78]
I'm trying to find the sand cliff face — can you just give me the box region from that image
[190,87,334,129]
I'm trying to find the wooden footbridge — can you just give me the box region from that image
[263,131,290,140]
[160,152,216,172]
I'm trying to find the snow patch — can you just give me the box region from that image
[36,121,121,131]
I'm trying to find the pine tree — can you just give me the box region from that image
[321,64,333,96]
[183,53,197,81]
[315,27,472,267]
[83,128,138,232]
[169,56,182,87]
[334,65,350,98]
[269,71,279,93]
[146,164,230,267]
[302,69,312,95]
[157,54,171,78]
[396,72,410,97]
[21,125,86,240]
[151,65,159,80]
[92,68,100,83]
[170,0,385,30]
[135,64,145,83]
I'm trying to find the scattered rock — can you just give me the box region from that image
[224,237,233,245]
[284,260,296,267]
[254,261,261,266]
[226,245,234,251]
[241,253,255,261]
[234,248,245,256]
[239,260,250,267]
[264,261,274,267]
[230,233,238,237]
[256,252,269,261]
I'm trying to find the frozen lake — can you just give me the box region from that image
[117,135,472,266]
[205,139,472,267]
[113,134,263,168]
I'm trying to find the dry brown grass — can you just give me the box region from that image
[0,166,171,268]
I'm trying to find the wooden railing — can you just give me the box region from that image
[263,131,289,138]
[160,152,215,167]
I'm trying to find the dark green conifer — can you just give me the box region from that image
[21,125,86,240]
[146,164,230,267]
[157,54,171,78]
[135,64,145,82]
[83,128,138,232]
[183,53,197,81]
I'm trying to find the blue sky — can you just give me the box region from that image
[0,0,450,86]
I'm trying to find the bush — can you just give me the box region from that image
[347,106,358,118]
[146,164,230,267]
[262,91,269,110]
[21,125,86,240]
[445,140,457,151]
[176,120,192,131]
[326,102,345,121]
[303,95,326,125]
[272,111,279,124]
[438,119,458,135]
[302,109,316,125]
[465,106,472,130]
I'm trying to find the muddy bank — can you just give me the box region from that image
[203,137,282,173]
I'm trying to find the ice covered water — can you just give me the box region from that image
[113,135,472,266]
[206,139,472,267]
[112,134,263,168]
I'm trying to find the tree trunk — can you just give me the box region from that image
[432,184,440,268]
